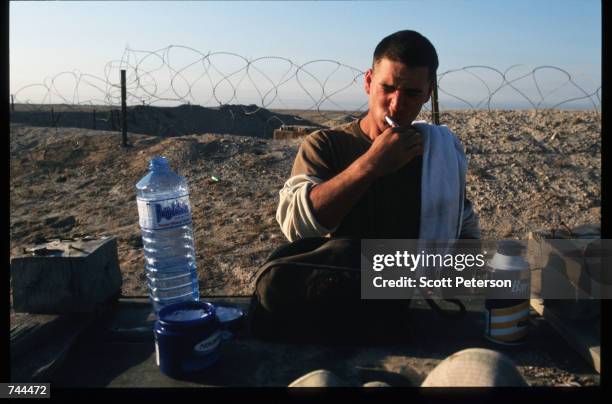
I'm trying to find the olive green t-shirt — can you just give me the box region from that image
[291,119,422,239]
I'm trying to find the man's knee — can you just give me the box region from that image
[421,348,527,387]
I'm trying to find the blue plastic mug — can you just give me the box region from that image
[154,301,223,377]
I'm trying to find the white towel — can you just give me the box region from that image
[412,121,467,240]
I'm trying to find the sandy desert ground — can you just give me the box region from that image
[9,107,601,386]
[10,107,601,297]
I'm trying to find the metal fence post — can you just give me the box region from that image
[432,76,440,125]
[11,94,14,112]
[121,69,128,147]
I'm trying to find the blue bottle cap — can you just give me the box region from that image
[149,155,170,171]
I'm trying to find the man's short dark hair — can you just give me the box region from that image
[373,30,439,82]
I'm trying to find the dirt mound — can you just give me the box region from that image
[9,104,325,138]
[322,114,360,128]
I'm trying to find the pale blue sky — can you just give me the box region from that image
[9,0,602,110]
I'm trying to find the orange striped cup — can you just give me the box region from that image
[484,299,530,344]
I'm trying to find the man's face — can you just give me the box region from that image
[364,58,432,130]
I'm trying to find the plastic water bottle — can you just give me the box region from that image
[136,155,200,314]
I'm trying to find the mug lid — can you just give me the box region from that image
[488,253,529,271]
[212,304,245,331]
[158,300,217,327]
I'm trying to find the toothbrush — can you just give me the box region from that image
[385,115,399,127]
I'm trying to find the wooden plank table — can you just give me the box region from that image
[36,296,600,387]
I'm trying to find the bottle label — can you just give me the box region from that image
[137,194,192,230]
[193,330,222,356]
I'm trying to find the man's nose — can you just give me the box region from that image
[389,90,404,113]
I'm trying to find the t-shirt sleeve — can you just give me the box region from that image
[291,131,336,180]
[276,131,339,242]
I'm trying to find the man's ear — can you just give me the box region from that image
[364,68,373,96]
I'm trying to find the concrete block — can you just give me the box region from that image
[10,237,123,314]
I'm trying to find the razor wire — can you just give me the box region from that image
[10,45,602,124]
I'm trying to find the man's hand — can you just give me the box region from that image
[360,126,423,179]
[307,125,422,230]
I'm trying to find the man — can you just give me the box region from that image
[277,30,480,241]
